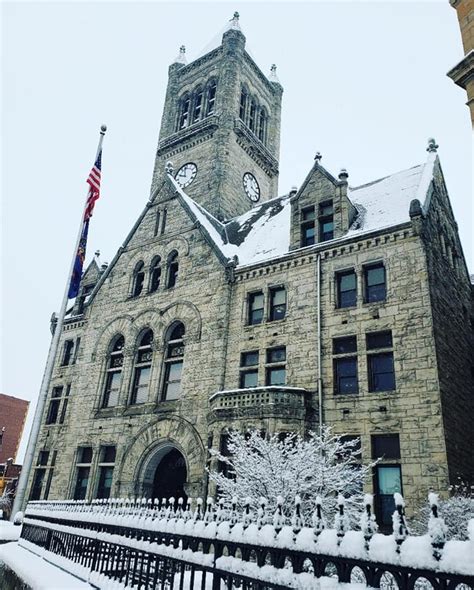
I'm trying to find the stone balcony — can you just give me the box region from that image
[208,386,310,423]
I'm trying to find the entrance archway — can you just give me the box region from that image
[152,447,188,502]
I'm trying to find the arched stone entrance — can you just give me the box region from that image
[116,416,206,499]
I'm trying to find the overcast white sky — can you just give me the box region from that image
[1,1,472,461]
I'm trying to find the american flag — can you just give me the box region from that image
[84,150,102,221]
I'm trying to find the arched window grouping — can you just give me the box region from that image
[100,322,187,408]
[130,330,153,405]
[130,252,178,298]
[176,79,217,131]
[162,323,185,401]
[239,86,268,144]
[102,335,124,408]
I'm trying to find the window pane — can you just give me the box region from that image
[132,366,150,404]
[320,219,334,241]
[367,331,392,350]
[267,367,286,385]
[372,434,400,459]
[368,353,395,392]
[334,357,358,394]
[30,469,46,501]
[240,370,258,388]
[333,336,357,354]
[302,207,315,221]
[104,371,121,407]
[365,264,386,302]
[79,447,93,464]
[97,466,114,499]
[302,224,315,246]
[164,380,181,400]
[377,466,402,494]
[163,361,183,400]
[267,347,286,363]
[167,362,183,381]
[319,202,333,216]
[367,265,385,286]
[241,351,259,367]
[37,451,49,466]
[101,446,116,463]
[74,466,90,500]
[271,288,286,306]
[340,272,356,292]
[51,387,63,398]
[46,399,60,424]
[337,270,357,308]
[249,292,264,325]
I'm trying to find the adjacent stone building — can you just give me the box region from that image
[25,14,474,529]
[448,0,474,123]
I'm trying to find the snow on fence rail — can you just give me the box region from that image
[19,493,474,590]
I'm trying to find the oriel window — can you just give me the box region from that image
[130,330,153,405]
[269,286,286,321]
[336,270,357,308]
[102,335,124,408]
[248,291,264,325]
[162,323,185,401]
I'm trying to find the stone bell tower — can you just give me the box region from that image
[150,13,283,221]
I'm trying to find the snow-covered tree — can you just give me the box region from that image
[208,427,376,525]
[0,488,13,520]
[413,481,473,540]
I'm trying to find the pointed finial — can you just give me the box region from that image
[94,250,100,258]
[233,11,239,20]
[100,124,107,135]
[427,138,438,153]
[314,152,322,162]
[228,11,241,30]
[165,161,174,175]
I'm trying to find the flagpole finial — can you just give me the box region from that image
[100,124,107,134]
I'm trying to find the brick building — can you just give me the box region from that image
[24,15,474,528]
[0,393,29,464]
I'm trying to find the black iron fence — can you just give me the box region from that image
[19,494,474,590]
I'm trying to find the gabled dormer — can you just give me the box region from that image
[289,156,356,251]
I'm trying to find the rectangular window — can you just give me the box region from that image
[375,465,402,528]
[248,291,264,325]
[336,270,357,308]
[96,445,116,499]
[72,337,81,364]
[43,451,57,500]
[372,434,400,459]
[59,384,71,424]
[61,340,74,366]
[45,386,63,425]
[301,207,315,247]
[333,336,358,394]
[319,200,334,241]
[269,287,287,321]
[73,446,93,500]
[29,469,46,501]
[239,351,259,388]
[265,347,286,386]
[130,366,151,404]
[162,361,183,401]
[37,450,50,466]
[364,262,386,303]
[154,210,161,237]
[367,331,395,392]
[102,372,121,408]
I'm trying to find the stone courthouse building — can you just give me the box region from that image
[26,14,474,528]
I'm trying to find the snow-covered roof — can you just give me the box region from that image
[169,152,437,269]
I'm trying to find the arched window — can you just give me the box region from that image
[167,251,179,288]
[239,87,248,122]
[162,323,185,401]
[130,330,153,405]
[258,108,267,143]
[205,80,217,116]
[192,87,204,123]
[149,256,161,293]
[178,94,190,130]
[102,335,124,408]
[249,99,257,132]
[132,261,145,297]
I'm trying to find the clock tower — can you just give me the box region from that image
[150,13,283,221]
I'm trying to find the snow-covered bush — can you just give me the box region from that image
[413,481,474,540]
[208,427,376,525]
[0,489,13,520]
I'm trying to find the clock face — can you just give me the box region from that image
[175,163,197,188]
[243,172,260,203]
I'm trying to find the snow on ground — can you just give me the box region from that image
[0,521,21,542]
[0,541,94,589]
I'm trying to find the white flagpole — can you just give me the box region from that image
[11,125,107,517]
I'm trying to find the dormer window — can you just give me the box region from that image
[301,206,315,247]
[319,200,334,241]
